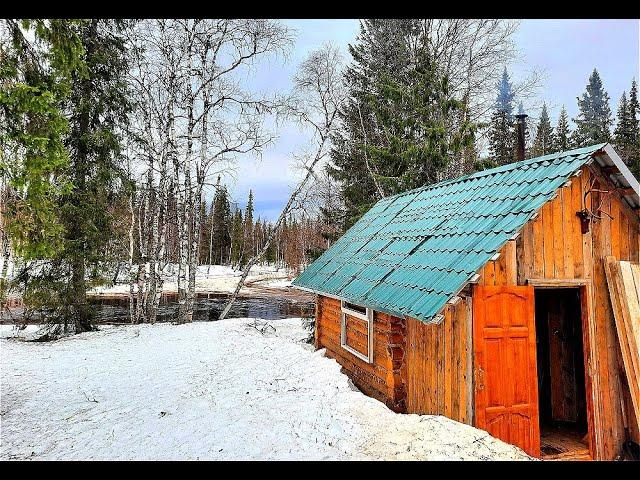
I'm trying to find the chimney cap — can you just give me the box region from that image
[515,113,528,119]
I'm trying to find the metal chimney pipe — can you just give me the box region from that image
[515,113,527,162]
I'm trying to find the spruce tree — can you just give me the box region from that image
[488,68,517,165]
[517,102,533,159]
[210,183,231,265]
[571,69,612,147]
[1,20,132,333]
[532,103,555,157]
[264,223,276,265]
[230,208,243,268]
[614,87,640,179]
[496,68,516,117]
[242,190,254,265]
[58,20,132,331]
[614,92,631,154]
[554,105,571,152]
[0,19,84,261]
[329,20,475,227]
[629,79,639,136]
[362,49,474,195]
[488,111,515,166]
[626,79,640,178]
[198,201,208,265]
[329,20,420,228]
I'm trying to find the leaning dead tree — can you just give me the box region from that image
[127,19,292,324]
[219,44,346,320]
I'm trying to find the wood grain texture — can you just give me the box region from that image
[407,297,473,424]
[312,164,638,460]
[473,285,540,457]
[511,166,639,460]
[404,298,473,424]
[604,257,640,437]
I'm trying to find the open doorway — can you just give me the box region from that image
[535,288,590,460]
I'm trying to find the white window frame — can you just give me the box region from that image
[340,300,374,363]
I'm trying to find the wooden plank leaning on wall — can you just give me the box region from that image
[604,257,640,439]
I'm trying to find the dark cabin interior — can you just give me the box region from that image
[535,288,590,459]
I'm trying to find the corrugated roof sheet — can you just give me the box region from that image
[293,143,608,323]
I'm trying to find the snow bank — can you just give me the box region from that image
[0,319,531,461]
[89,264,293,296]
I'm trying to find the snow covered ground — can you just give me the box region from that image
[89,264,293,296]
[0,318,531,461]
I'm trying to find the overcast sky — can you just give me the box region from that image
[222,19,639,221]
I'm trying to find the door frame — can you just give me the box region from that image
[527,279,597,459]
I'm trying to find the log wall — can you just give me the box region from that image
[315,295,474,422]
[315,295,407,412]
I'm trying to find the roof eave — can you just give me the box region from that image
[597,144,640,210]
[293,283,443,324]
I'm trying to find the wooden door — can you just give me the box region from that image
[473,285,540,457]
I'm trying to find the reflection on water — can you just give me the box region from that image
[89,292,315,323]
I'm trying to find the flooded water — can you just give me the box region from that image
[1,290,316,325]
[89,292,315,323]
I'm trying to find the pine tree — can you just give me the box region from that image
[488,68,517,165]
[554,106,571,152]
[571,69,612,147]
[532,103,555,157]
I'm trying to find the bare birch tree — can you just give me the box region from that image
[219,44,346,320]
[125,19,185,324]
[127,19,292,324]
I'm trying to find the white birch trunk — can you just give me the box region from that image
[128,192,137,324]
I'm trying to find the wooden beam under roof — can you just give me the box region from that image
[601,165,619,175]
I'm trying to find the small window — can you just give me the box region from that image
[340,300,373,363]
[342,301,367,320]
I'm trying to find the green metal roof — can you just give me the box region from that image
[293,143,607,323]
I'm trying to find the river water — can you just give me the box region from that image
[1,292,315,324]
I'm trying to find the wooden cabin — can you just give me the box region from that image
[293,143,640,460]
